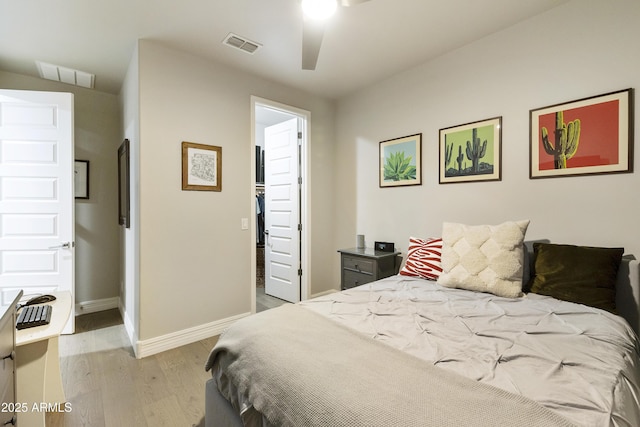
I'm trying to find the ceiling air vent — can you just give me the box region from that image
[36,61,95,89]
[223,33,261,55]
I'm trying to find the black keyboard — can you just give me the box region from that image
[16,304,52,330]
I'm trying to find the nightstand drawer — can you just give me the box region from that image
[343,269,374,289]
[338,248,401,291]
[342,256,374,274]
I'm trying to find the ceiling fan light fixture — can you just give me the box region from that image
[302,0,338,20]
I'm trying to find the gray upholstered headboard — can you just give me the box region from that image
[524,241,640,336]
[616,256,640,335]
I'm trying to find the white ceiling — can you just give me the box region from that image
[0,0,569,100]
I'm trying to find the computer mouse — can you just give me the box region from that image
[25,294,56,306]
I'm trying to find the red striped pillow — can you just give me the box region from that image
[400,237,443,281]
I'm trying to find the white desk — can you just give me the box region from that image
[15,291,71,427]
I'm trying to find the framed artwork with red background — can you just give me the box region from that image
[529,88,633,178]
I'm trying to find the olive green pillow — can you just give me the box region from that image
[528,243,624,313]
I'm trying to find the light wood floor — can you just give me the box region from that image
[44,293,286,427]
[45,309,218,427]
[256,287,289,312]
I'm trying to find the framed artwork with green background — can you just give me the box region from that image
[379,133,422,188]
[439,117,502,184]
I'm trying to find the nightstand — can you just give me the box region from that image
[338,248,401,290]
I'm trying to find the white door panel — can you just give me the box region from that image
[264,117,300,303]
[270,236,292,254]
[0,90,74,333]
[269,184,292,201]
[2,213,58,237]
[1,139,58,163]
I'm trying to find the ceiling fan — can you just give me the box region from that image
[301,0,371,70]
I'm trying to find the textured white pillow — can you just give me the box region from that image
[437,220,530,298]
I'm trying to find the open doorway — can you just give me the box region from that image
[251,97,310,313]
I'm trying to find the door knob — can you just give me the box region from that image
[49,241,74,249]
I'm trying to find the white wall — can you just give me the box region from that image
[334,0,640,281]
[0,70,121,307]
[131,40,335,348]
[119,43,140,346]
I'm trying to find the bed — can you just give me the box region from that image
[205,223,640,427]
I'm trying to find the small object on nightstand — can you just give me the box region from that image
[374,241,395,252]
[338,247,401,290]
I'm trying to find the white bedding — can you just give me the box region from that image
[209,274,640,426]
[299,275,640,427]
[209,302,578,427]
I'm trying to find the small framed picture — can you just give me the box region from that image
[439,117,502,184]
[379,133,422,188]
[529,88,632,179]
[182,141,222,191]
[74,160,89,199]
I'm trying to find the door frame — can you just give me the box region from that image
[250,96,310,312]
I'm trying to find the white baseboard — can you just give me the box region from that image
[120,304,139,358]
[311,288,340,299]
[75,297,119,315]
[135,312,251,359]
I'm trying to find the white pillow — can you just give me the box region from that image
[437,220,530,298]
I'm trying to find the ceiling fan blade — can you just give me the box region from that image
[302,19,326,70]
[339,0,370,6]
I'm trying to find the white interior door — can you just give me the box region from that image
[0,89,75,333]
[264,117,300,303]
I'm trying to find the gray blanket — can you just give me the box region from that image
[206,304,575,427]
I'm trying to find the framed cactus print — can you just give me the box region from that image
[439,117,502,184]
[379,133,422,188]
[530,88,632,179]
